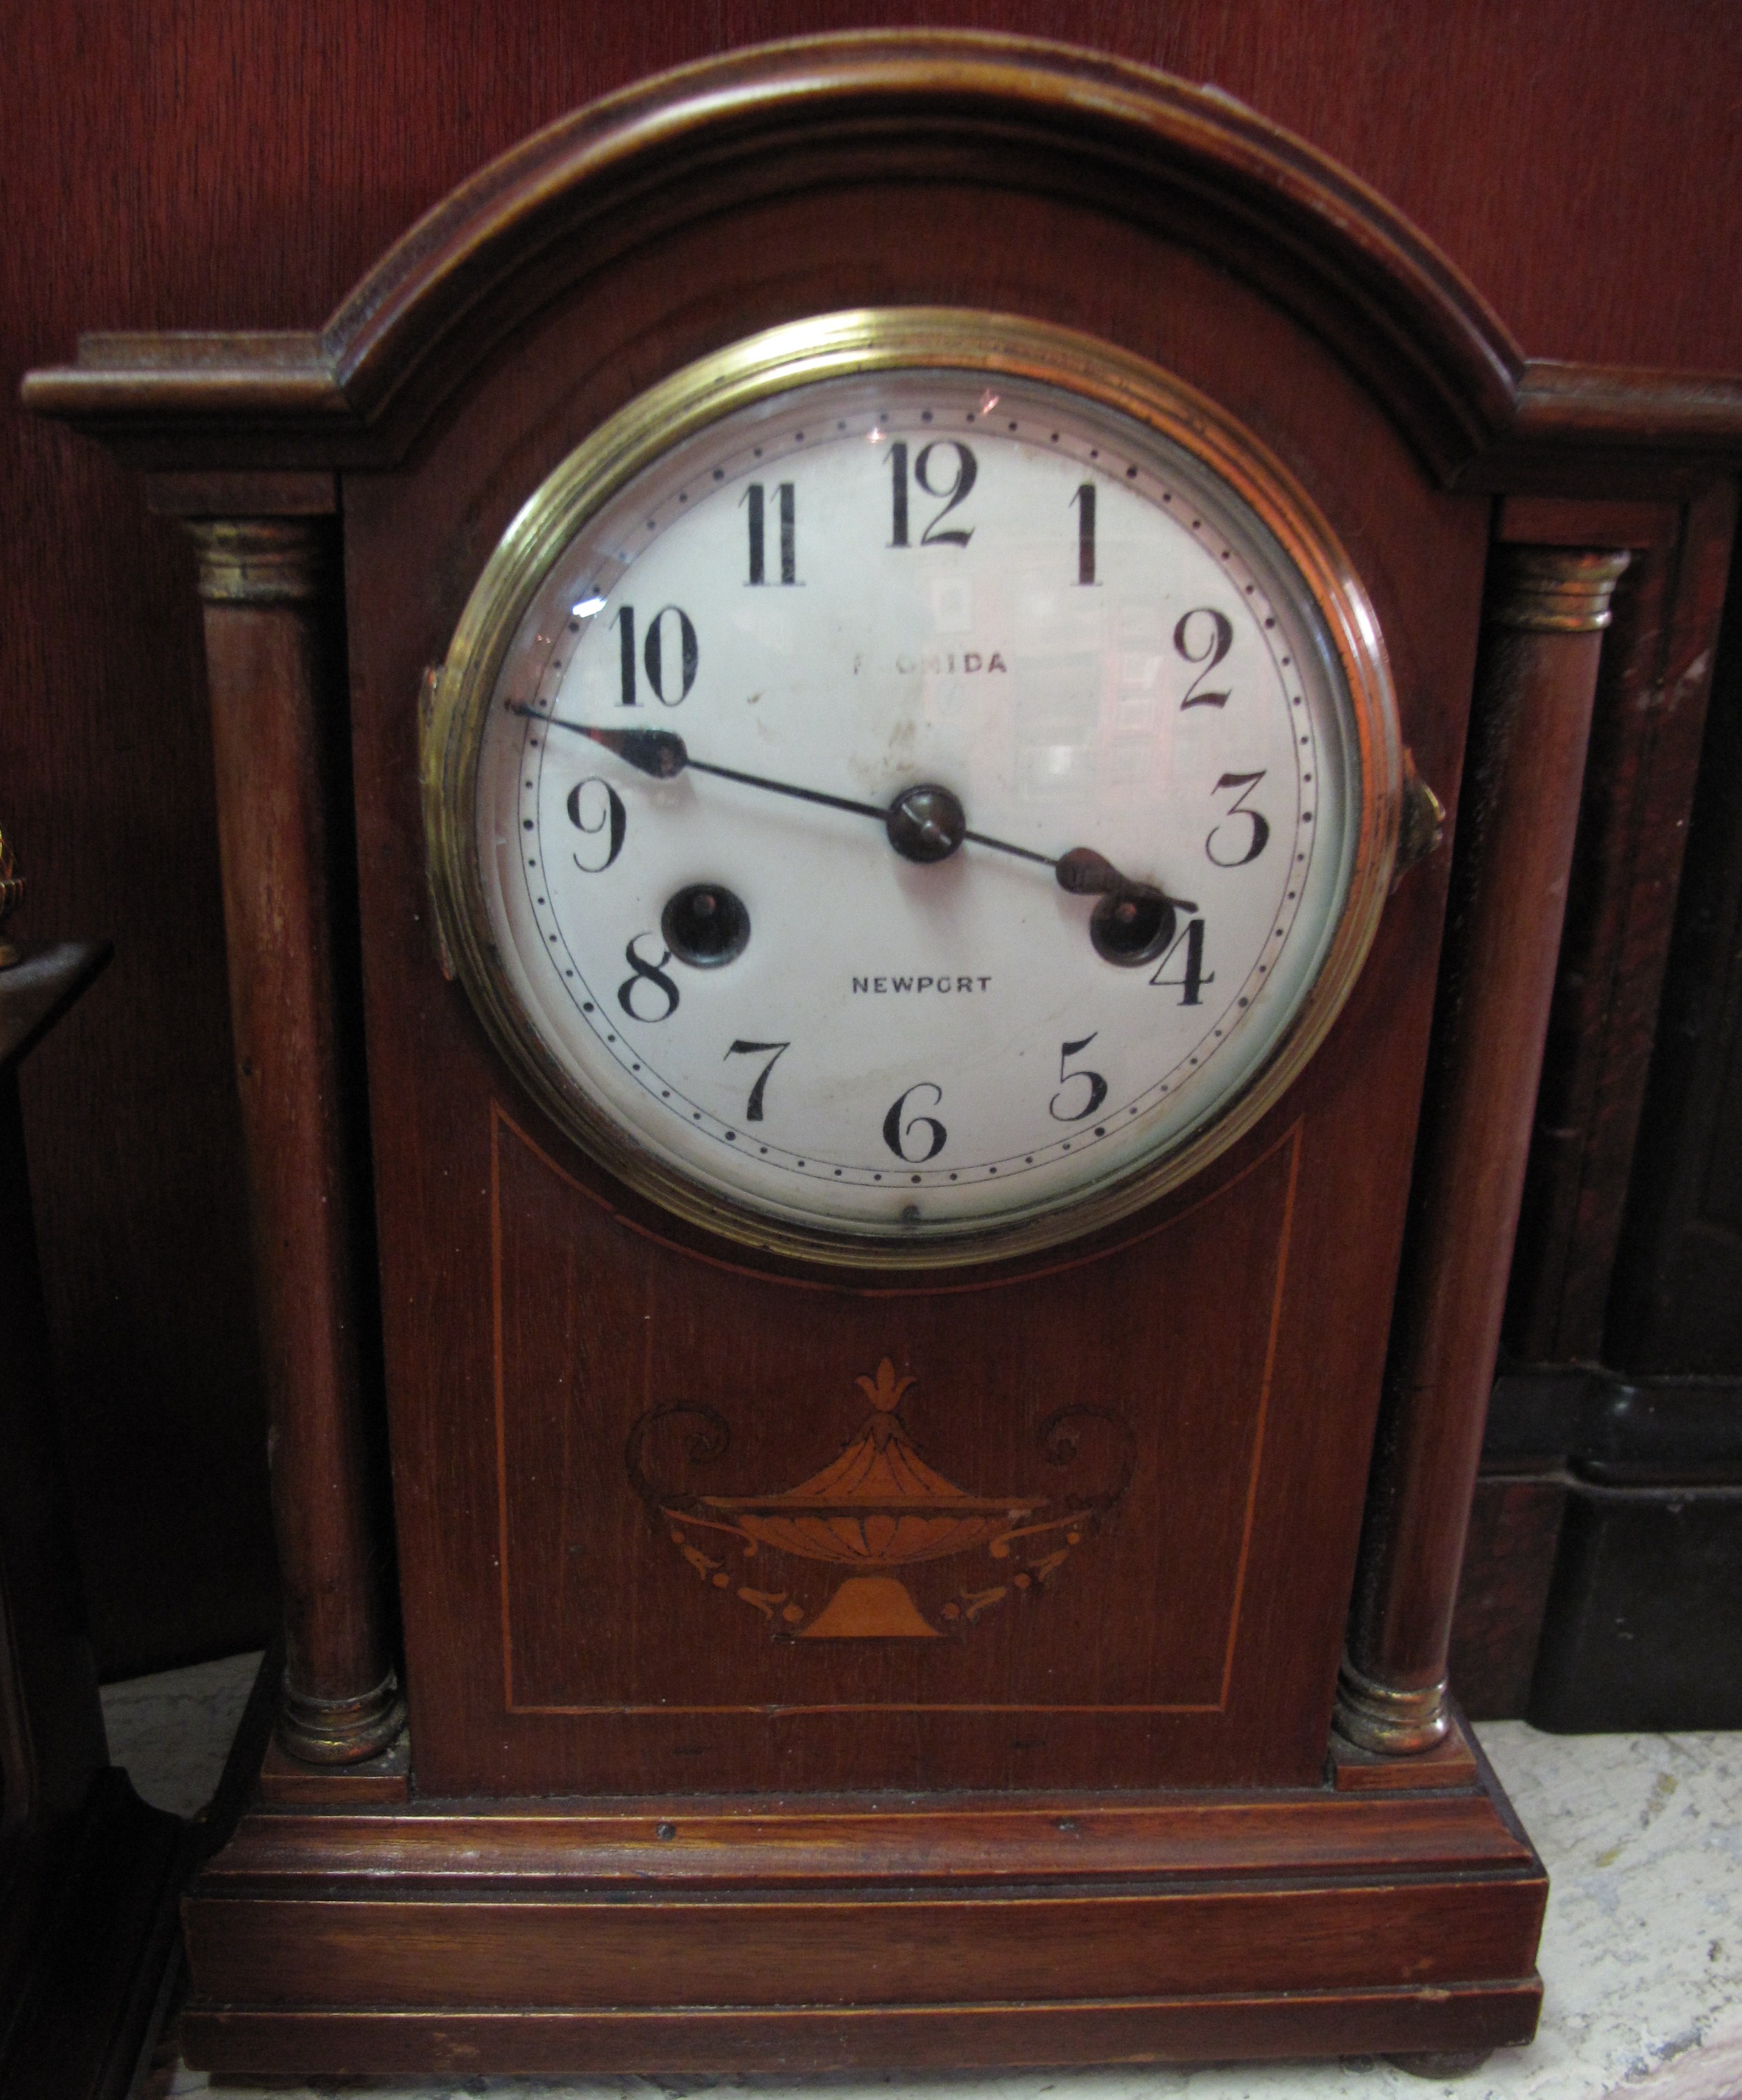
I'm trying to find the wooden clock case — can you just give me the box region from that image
[27,33,1740,2079]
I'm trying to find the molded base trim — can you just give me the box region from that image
[181,1747,1545,2076]
[184,1980,1544,2077]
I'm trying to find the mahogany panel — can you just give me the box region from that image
[336,163,1483,1795]
[17,36,1521,483]
[489,1115,1293,1791]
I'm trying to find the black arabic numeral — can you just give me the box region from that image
[915,441,976,546]
[744,483,764,583]
[888,440,909,547]
[1149,918,1213,1005]
[1050,1034,1108,1122]
[643,604,699,706]
[617,934,680,1022]
[724,1038,790,1122]
[883,1082,947,1162]
[613,604,636,706]
[1175,607,1235,708]
[565,776,627,872]
[610,603,700,708]
[1072,483,1096,585]
[743,483,796,587]
[1207,770,1271,867]
[777,482,796,583]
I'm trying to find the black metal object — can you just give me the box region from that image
[1090,884,1178,965]
[661,883,750,967]
[1531,1477,1742,1731]
[884,782,967,864]
[1455,1364,1742,1729]
[0,939,192,2099]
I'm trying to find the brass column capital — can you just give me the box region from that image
[1488,546,1630,634]
[186,516,328,605]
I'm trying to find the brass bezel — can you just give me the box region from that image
[424,308,1402,1269]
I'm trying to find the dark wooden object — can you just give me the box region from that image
[1608,522,1742,1371]
[1531,1477,1742,1731]
[24,28,1742,2080]
[1450,1367,1742,1727]
[180,1773,1544,2076]
[1503,491,1736,1360]
[1338,547,1628,1752]
[178,514,402,1765]
[0,943,184,2098]
[1446,489,1740,1723]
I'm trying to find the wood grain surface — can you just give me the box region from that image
[178,1771,1545,2071]
[1346,556,1623,1713]
[191,547,401,1757]
[179,1986,1547,2080]
[6,0,1742,1681]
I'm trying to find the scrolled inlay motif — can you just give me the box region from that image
[625,1360,1132,1642]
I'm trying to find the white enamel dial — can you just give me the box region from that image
[431,318,1397,1263]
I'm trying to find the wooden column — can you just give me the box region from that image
[1336,546,1630,1753]
[186,519,403,1765]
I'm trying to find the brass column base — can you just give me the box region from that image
[277,1669,407,1766]
[1332,1653,1450,1755]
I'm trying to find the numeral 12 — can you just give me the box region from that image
[888,440,976,548]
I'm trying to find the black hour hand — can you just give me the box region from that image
[1055,844,1196,914]
[507,705,688,778]
[579,722,688,778]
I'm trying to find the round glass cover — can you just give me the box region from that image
[427,313,1399,1265]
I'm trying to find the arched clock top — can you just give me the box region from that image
[27,33,1738,486]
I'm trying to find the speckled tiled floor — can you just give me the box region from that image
[103,1658,1741,2100]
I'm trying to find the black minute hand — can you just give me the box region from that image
[510,702,1195,911]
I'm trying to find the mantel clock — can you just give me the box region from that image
[27,33,1707,2078]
